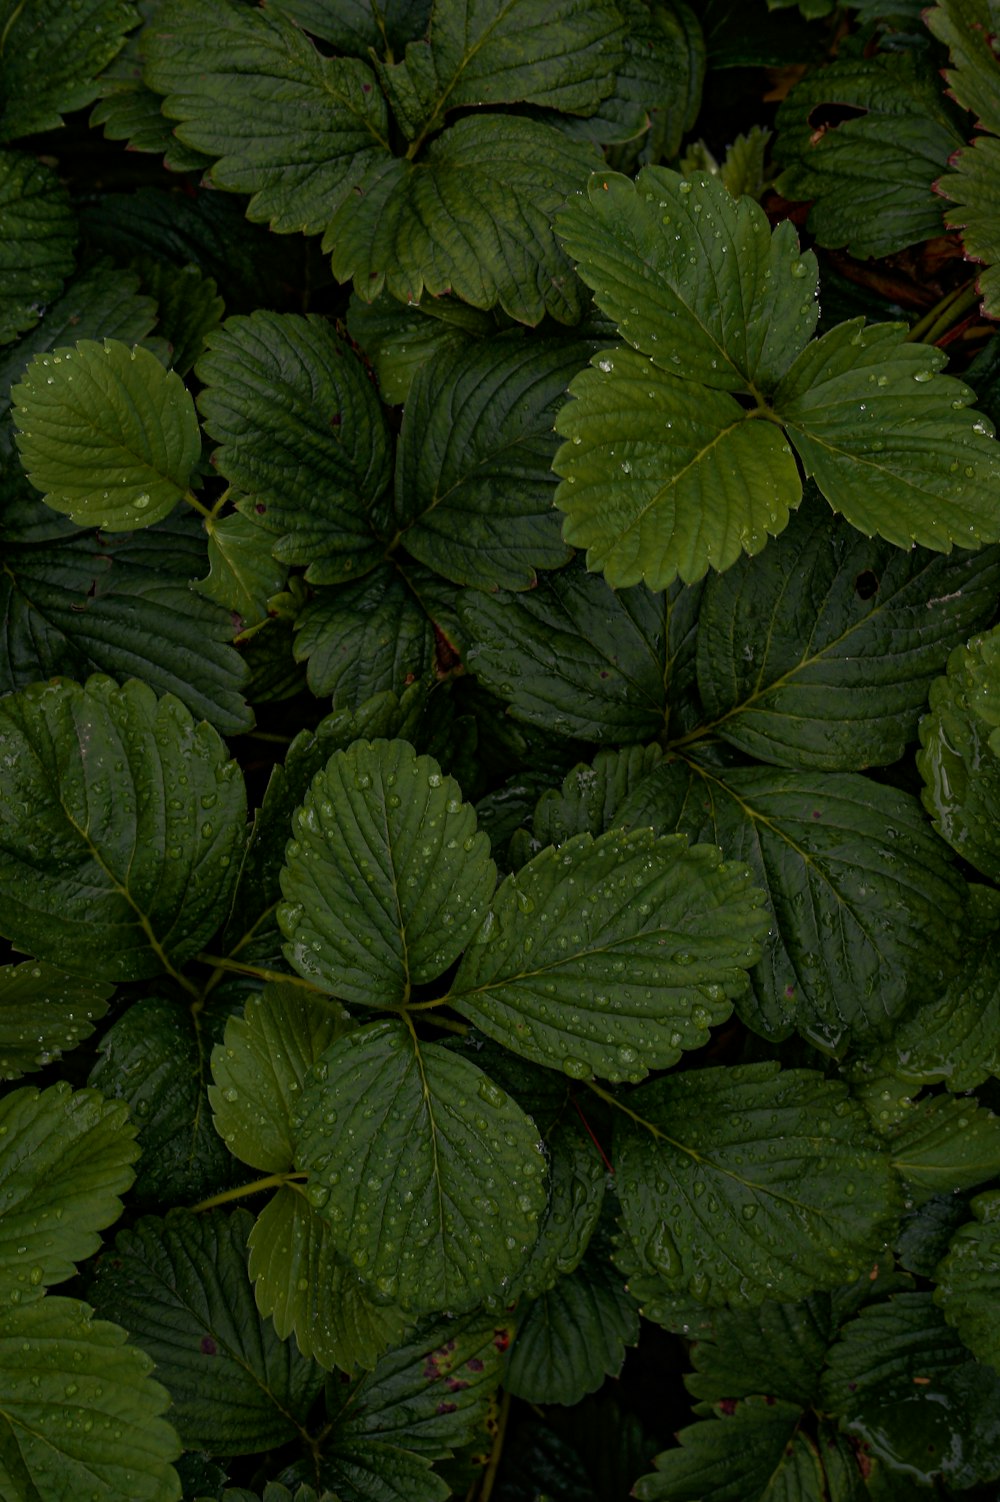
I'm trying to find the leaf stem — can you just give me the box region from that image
[905,280,981,345]
[195,952,329,993]
[183,488,215,520]
[477,1387,512,1502]
[190,1172,307,1211]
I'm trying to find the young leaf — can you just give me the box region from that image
[0,959,111,1081]
[12,339,201,531]
[291,1019,547,1313]
[935,1189,1000,1368]
[919,625,1000,880]
[449,826,768,1084]
[0,0,140,141]
[90,1208,324,1456]
[0,676,247,981]
[194,509,289,634]
[135,259,225,375]
[278,739,496,1006]
[602,0,705,167]
[0,1297,181,1502]
[0,1081,136,1305]
[0,150,77,346]
[615,1062,902,1306]
[345,291,481,407]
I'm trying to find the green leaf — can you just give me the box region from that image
[918,624,1000,880]
[615,1062,902,1306]
[136,258,225,376]
[278,739,496,1006]
[12,338,201,532]
[0,1081,136,1306]
[292,566,438,708]
[0,959,111,1081]
[143,0,390,236]
[265,0,432,54]
[0,516,254,734]
[515,1117,607,1300]
[821,1291,1000,1489]
[602,0,705,167]
[196,311,392,585]
[324,115,600,325]
[345,291,483,407]
[531,744,665,849]
[772,52,964,258]
[393,335,585,588]
[89,994,239,1209]
[935,1189,1000,1368]
[696,498,1000,770]
[775,320,1000,552]
[0,0,140,141]
[0,1296,181,1502]
[194,509,288,634]
[291,1019,547,1313]
[886,1094,1000,1206]
[210,982,353,1173]
[90,1208,324,1456]
[619,762,968,1049]
[316,1445,448,1502]
[0,675,246,981]
[450,826,768,1084]
[0,151,77,347]
[248,1187,410,1374]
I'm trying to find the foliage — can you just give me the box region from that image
[4,2,1000,1499]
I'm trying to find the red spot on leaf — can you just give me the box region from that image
[200,1336,217,1355]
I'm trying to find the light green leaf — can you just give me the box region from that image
[620,762,968,1049]
[292,566,438,708]
[394,336,584,588]
[12,338,201,532]
[886,1094,1000,1206]
[918,624,1000,880]
[719,126,771,200]
[696,497,1000,770]
[194,509,288,634]
[91,1208,324,1456]
[531,744,665,849]
[776,320,1000,551]
[248,1187,409,1374]
[773,52,963,258]
[0,676,246,981]
[345,291,485,407]
[450,826,768,1084]
[324,115,600,325]
[0,959,111,1081]
[616,1062,902,1305]
[0,1081,136,1306]
[0,0,139,141]
[143,0,390,236]
[292,1019,547,1313]
[89,994,238,1209]
[0,516,253,734]
[0,151,77,347]
[210,982,353,1173]
[0,1296,181,1502]
[935,1189,1000,1368]
[196,311,391,586]
[278,739,496,1006]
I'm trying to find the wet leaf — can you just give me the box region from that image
[935,1189,1000,1369]
[0,150,77,347]
[0,959,111,1081]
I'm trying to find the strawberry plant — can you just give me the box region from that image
[6,1,1000,1498]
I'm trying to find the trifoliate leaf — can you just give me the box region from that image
[0,1082,136,1306]
[0,151,77,347]
[450,826,768,1084]
[0,676,246,981]
[143,0,390,235]
[324,115,600,325]
[935,1189,1000,1368]
[194,510,288,634]
[615,1062,901,1306]
[531,745,664,849]
[292,1019,547,1314]
[821,1292,1000,1490]
[919,624,1000,880]
[0,1297,181,1502]
[248,1187,409,1374]
[773,52,964,258]
[196,311,391,585]
[210,982,352,1173]
[620,762,967,1049]
[345,291,482,407]
[91,1209,324,1455]
[775,320,1000,551]
[278,739,496,1006]
[0,959,111,1081]
[12,338,201,531]
[393,336,584,589]
[89,994,238,1209]
[0,516,253,734]
[886,1094,1000,1206]
[0,0,139,141]
[696,498,1000,770]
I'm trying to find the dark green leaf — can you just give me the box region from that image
[265,0,431,54]
[0,676,246,981]
[136,258,225,375]
[91,1208,324,1456]
[886,1094,1000,1206]
[0,959,111,1081]
[531,744,664,849]
[633,1398,813,1501]
[896,1192,970,1278]
[0,151,77,347]
[603,0,705,167]
[194,510,288,634]
[450,826,768,1083]
[292,566,437,708]
[292,1019,547,1313]
[515,1117,607,1300]
[278,739,496,1006]
[0,0,139,141]
[935,1188,1000,1368]
[345,292,482,407]
[0,1081,136,1305]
